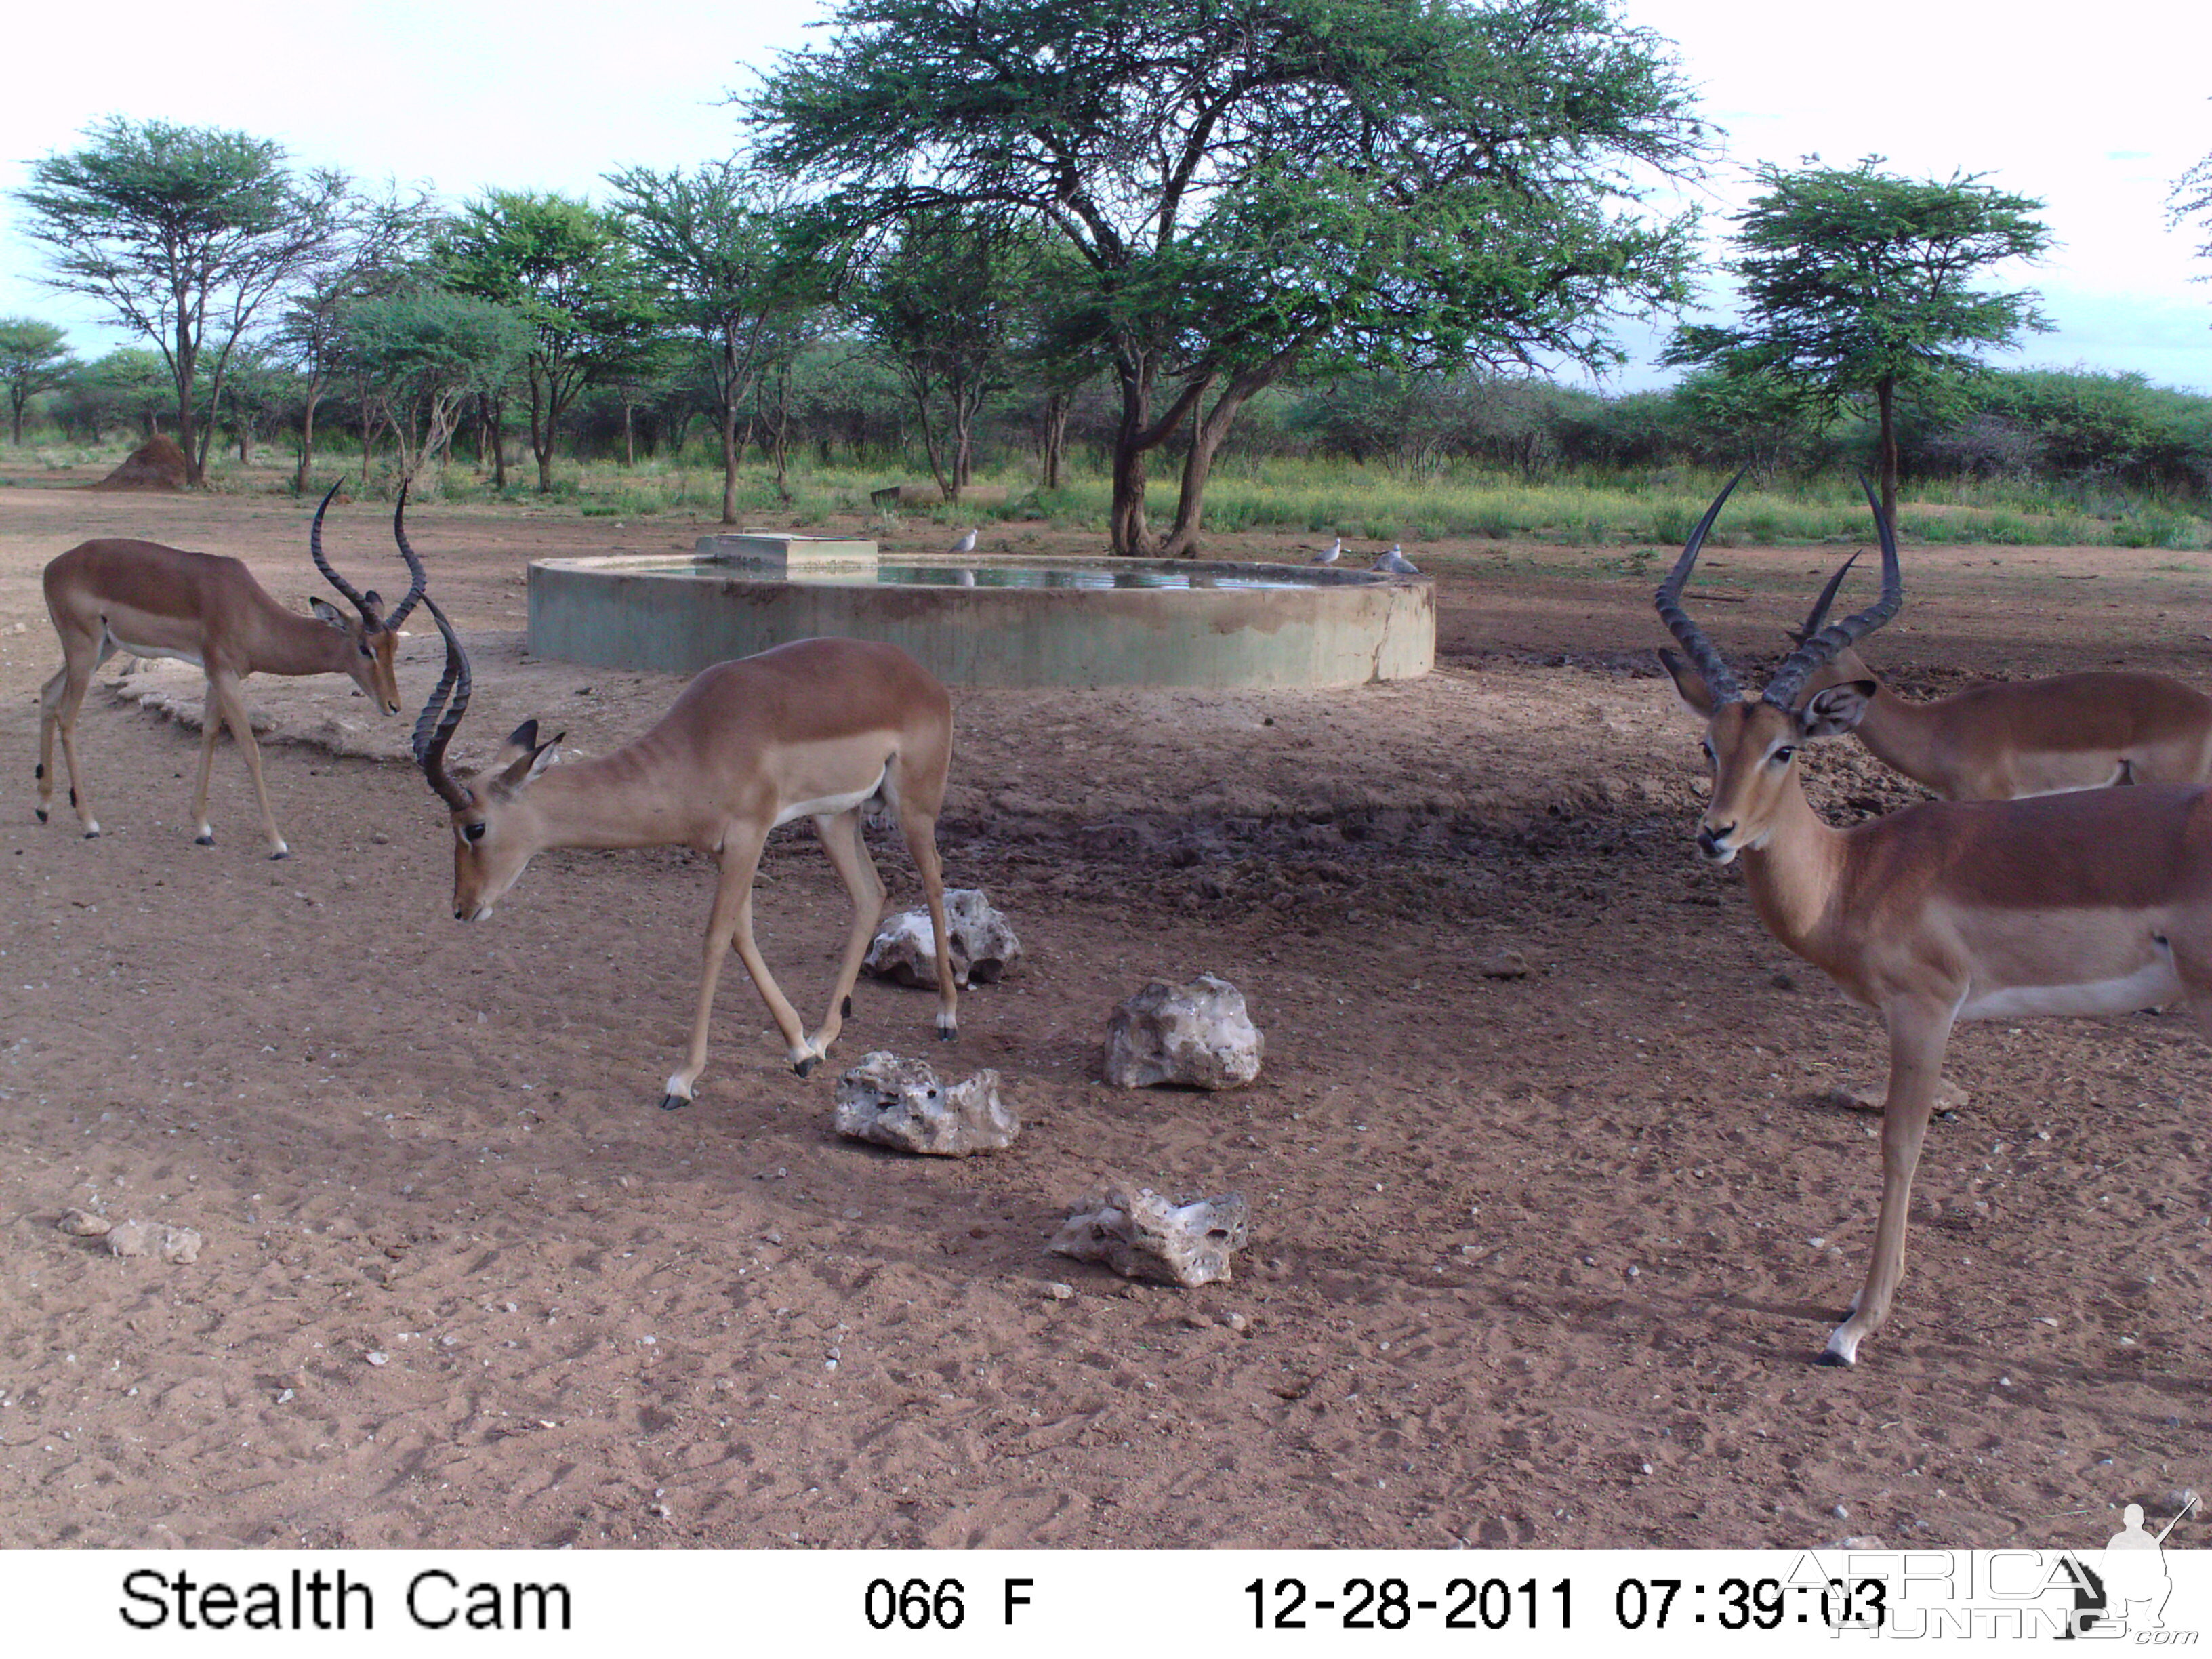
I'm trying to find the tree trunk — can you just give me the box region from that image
[1876,375,1900,529]
[8,394,23,446]
[173,314,204,487]
[622,400,636,468]
[1040,392,1070,491]
[527,369,554,493]
[489,394,508,491]
[720,397,740,526]
[294,373,325,493]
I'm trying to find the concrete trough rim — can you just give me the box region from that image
[526,551,1434,689]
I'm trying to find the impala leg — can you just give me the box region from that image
[39,647,102,837]
[35,662,67,825]
[808,807,886,1059]
[897,803,958,1042]
[661,826,811,1109]
[189,680,222,845]
[1821,995,1957,1366]
[209,672,287,859]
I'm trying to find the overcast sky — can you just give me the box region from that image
[1,0,2207,394]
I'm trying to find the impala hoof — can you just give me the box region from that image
[268,848,289,861]
[659,1093,689,1111]
[83,828,99,840]
[937,1025,957,1043]
[793,1057,817,1078]
[1813,1350,1853,1368]
[194,834,214,847]
[34,808,47,823]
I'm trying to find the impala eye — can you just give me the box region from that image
[1771,745,1796,766]
[463,822,487,843]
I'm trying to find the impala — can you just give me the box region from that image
[1784,552,2212,798]
[1657,472,2212,1366]
[36,483,425,857]
[407,542,958,1108]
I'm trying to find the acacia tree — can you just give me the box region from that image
[752,0,1706,554]
[605,163,821,521]
[0,318,79,444]
[1665,157,2051,521]
[273,182,441,491]
[439,190,655,492]
[846,211,1042,500]
[335,290,533,490]
[13,118,348,485]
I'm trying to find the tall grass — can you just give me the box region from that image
[28,436,2205,550]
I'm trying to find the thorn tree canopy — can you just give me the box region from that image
[605,163,824,524]
[438,190,658,493]
[1664,157,2052,523]
[13,117,348,487]
[749,0,1709,554]
[0,318,79,445]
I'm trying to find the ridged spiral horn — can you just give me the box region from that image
[1651,467,1750,705]
[309,480,380,627]
[1763,474,1902,712]
[384,483,428,632]
[412,594,473,811]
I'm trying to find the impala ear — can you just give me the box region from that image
[1658,647,1718,718]
[309,597,348,629]
[1799,680,1877,738]
[492,731,562,796]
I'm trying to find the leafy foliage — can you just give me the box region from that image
[12,117,348,483]
[752,0,1710,550]
[0,316,79,444]
[1665,157,2051,516]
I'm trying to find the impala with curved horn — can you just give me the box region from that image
[1658,470,2212,1366]
[1781,552,2212,799]
[409,558,959,1108]
[35,483,425,857]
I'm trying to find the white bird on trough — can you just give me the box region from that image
[1372,544,1419,575]
[948,527,979,555]
[1311,535,1342,565]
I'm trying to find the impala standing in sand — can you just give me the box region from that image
[1784,552,2212,799]
[1658,472,2212,1366]
[36,483,425,857]
[407,504,959,1107]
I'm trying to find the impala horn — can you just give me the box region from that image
[413,594,473,811]
[385,484,428,632]
[1786,550,1862,647]
[1652,467,1750,705]
[309,480,382,628]
[1762,474,1902,712]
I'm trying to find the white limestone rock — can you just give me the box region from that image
[833,1052,1019,1156]
[864,888,1023,990]
[56,1208,112,1237]
[106,1221,202,1263]
[1103,974,1263,1090]
[1049,1177,1250,1288]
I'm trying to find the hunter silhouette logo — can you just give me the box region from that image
[2060,1495,2198,1639]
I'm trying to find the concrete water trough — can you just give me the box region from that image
[526,535,1433,689]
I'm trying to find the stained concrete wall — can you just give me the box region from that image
[526,557,1433,689]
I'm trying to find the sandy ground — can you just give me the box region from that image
[0,468,2207,1552]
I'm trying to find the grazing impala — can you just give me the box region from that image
[407,527,958,1108]
[1784,552,2212,799]
[1658,472,2212,1366]
[36,483,425,857]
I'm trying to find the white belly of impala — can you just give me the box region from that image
[1960,956,2183,1020]
[773,768,886,829]
[108,632,203,669]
